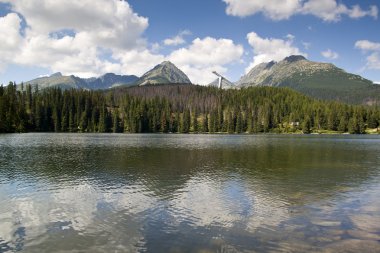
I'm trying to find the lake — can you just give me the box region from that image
[0,133,380,252]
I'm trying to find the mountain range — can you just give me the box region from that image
[22,61,191,91]
[24,72,139,90]
[20,57,380,105]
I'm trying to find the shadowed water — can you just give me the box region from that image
[0,133,380,252]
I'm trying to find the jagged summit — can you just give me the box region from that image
[135,61,192,86]
[50,72,63,77]
[283,55,307,63]
[161,60,175,66]
[264,61,276,70]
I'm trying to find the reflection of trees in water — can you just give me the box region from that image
[1,134,379,252]
[2,135,378,213]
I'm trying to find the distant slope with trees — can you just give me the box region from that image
[0,83,379,134]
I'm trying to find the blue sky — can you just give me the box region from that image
[0,0,379,85]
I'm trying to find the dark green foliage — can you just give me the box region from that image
[278,68,380,105]
[302,116,311,134]
[180,109,191,133]
[0,84,379,134]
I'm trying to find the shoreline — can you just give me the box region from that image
[1,130,379,135]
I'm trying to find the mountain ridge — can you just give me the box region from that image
[236,55,379,104]
[22,72,138,90]
[21,61,191,90]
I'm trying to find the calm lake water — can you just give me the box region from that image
[0,133,380,252]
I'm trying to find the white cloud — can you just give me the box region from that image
[286,34,295,41]
[365,52,380,70]
[150,42,161,53]
[349,5,378,19]
[321,49,339,60]
[163,30,191,46]
[223,0,301,20]
[355,40,380,70]
[355,40,380,51]
[169,37,243,67]
[114,49,165,76]
[0,13,23,70]
[245,32,306,72]
[6,0,148,49]
[223,0,378,21]
[302,0,378,22]
[0,0,149,76]
[168,37,244,84]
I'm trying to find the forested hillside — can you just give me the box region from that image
[237,55,380,105]
[0,83,379,134]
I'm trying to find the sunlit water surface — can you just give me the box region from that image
[0,133,380,252]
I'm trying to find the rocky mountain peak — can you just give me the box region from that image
[283,55,307,63]
[135,61,192,86]
[50,72,63,77]
[161,61,174,66]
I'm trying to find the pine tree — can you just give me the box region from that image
[235,112,243,133]
[201,114,208,133]
[191,110,198,133]
[112,108,122,133]
[247,113,254,133]
[337,116,347,132]
[180,109,190,133]
[302,116,311,134]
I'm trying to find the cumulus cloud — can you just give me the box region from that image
[321,49,339,60]
[245,32,306,72]
[223,0,301,20]
[223,0,378,21]
[164,30,191,46]
[355,40,380,70]
[168,37,244,84]
[0,0,148,76]
[6,0,148,49]
[349,4,378,19]
[169,37,243,67]
[355,40,380,51]
[114,49,165,77]
[302,0,378,22]
[0,13,24,70]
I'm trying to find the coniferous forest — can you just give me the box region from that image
[0,82,379,134]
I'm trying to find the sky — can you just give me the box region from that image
[0,0,379,85]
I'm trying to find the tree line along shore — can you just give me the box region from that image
[0,83,379,134]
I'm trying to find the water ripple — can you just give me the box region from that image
[0,133,379,252]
